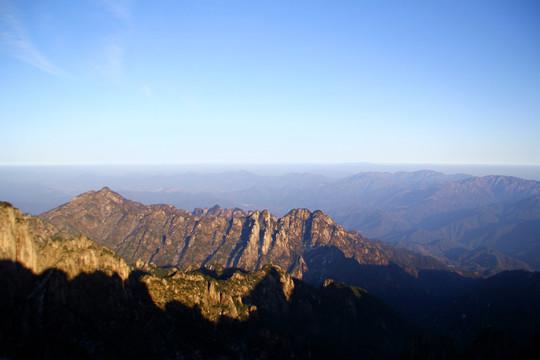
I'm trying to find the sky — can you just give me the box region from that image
[1,0,539,166]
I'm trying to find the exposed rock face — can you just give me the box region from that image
[0,201,130,279]
[0,201,416,359]
[0,202,39,270]
[3,198,539,359]
[41,188,447,279]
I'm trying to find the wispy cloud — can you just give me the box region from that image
[102,35,125,81]
[98,0,131,20]
[0,0,66,77]
[95,0,132,82]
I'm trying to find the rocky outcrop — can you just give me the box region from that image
[41,188,448,279]
[0,201,130,279]
[0,201,417,359]
[0,202,40,271]
[138,263,296,323]
[3,199,539,359]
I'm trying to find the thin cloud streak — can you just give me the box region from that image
[0,0,66,77]
[95,0,132,82]
[98,0,131,20]
[102,35,125,81]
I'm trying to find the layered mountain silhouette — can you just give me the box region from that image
[4,168,539,274]
[39,189,538,329]
[57,170,538,274]
[40,187,448,276]
[41,188,462,316]
[0,201,417,359]
[264,172,540,273]
[3,193,540,358]
[216,171,540,274]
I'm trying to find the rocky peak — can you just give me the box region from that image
[94,186,126,203]
[0,202,38,271]
[0,207,418,359]
[283,208,313,222]
[207,204,221,215]
[68,187,128,209]
[40,188,449,286]
[310,209,334,225]
[193,205,247,219]
[0,202,130,279]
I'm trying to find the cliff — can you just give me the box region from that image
[0,201,416,359]
[0,201,130,279]
[40,187,447,279]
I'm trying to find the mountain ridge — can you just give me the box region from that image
[40,188,480,320]
[0,200,418,359]
[4,197,540,358]
[41,187,449,279]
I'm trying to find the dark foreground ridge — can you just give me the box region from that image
[0,201,414,359]
[2,260,540,360]
[40,188,540,331]
[3,199,540,358]
[0,260,416,359]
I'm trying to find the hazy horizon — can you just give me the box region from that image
[3,162,540,179]
[2,162,540,216]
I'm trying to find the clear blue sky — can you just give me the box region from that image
[1,0,539,165]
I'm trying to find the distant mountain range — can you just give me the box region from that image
[2,187,540,358]
[40,188,445,274]
[39,188,536,326]
[326,174,540,272]
[114,171,540,274]
[40,187,454,317]
[3,168,539,273]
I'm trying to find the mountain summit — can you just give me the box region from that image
[1,201,418,359]
[41,188,468,319]
[41,188,447,279]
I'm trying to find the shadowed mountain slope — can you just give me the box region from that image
[5,168,539,274]
[382,194,540,272]
[4,200,540,359]
[40,187,449,279]
[40,188,471,318]
[117,171,540,274]
[323,174,540,273]
[0,201,418,359]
